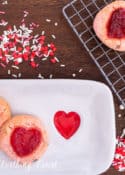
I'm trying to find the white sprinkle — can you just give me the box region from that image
[23,10,29,18]
[34,34,39,38]
[72,73,76,77]
[41,31,45,35]
[18,73,22,78]
[38,73,44,79]
[79,68,83,73]
[54,22,58,26]
[54,57,59,62]
[121,128,125,138]
[51,34,56,39]
[118,114,122,118]
[8,69,11,75]
[46,19,51,23]
[42,57,47,61]
[60,64,65,67]
[0,19,8,26]
[12,74,17,78]
[49,74,53,79]
[119,167,125,172]
[12,65,19,70]
[31,58,34,62]
[120,104,125,110]
[16,58,23,63]
[2,0,8,5]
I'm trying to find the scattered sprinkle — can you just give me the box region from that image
[60,64,65,67]
[112,128,125,172]
[8,69,11,74]
[0,10,60,76]
[118,114,122,118]
[72,73,76,77]
[42,57,47,61]
[54,22,58,26]
[38,73,44,79]
[12,65,19,70]
[50,58,57,64]
[41,31,45,35]
[0,19,8,26]
[46,19,51,23]
[12,74,17,78]
[2,0,8,5]
[23,10,29,18]
[79,68,83,73]
[120,104,125,110]
[0,11,5,15]
[49,74,53,79]
[0,63,6,67]
[18,73,22,78]
[51,34,56,39]
[0,17,58,68]
[54,57,59,62]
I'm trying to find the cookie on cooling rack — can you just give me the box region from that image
[93,0,125,51]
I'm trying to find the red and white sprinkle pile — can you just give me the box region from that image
[112,129,125,172]
[0,11,58,70]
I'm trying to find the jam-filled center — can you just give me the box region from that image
[10,127,42,157]
[107,8,125,38]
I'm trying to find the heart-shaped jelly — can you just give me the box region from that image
[54,111,81,139]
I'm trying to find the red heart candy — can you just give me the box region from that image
[54,111,81,139]
[11,127,42,157]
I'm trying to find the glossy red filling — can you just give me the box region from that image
[107,8,125,39]
[54,111,81,139]
[10,127,42,157]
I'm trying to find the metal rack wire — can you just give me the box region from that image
[63,0,125,106]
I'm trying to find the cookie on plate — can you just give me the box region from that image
[0,115,48,164]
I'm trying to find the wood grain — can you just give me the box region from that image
[0,0,125,174]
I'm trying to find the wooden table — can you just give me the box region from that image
[1,0,125,174]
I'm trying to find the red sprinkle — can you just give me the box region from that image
[0,11,59,70]
[112,130,125,172]
[50,58,57,64]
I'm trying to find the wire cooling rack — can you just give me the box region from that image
[63,0,125,106]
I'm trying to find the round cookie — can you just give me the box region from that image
[0,115,48,164]
[0,97,11,127]
[93,0,125,51]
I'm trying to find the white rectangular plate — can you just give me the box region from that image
[0,80,115,175]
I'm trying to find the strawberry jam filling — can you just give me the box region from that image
[107,8,125,39]
[10,127,42,157]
